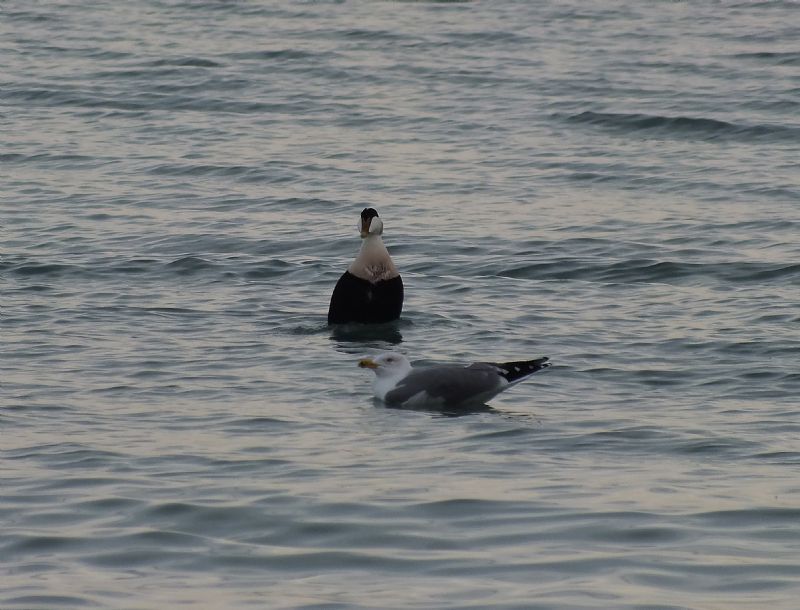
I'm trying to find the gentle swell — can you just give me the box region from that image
[564,111,800,142]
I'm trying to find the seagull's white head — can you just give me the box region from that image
[358,207,384,238]
[358,352,411,379]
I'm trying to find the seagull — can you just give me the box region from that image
[328,208,403,325]
[358,352,550,408]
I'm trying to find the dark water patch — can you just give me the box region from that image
[631,368,688,388]
[431,554,635,578]
[141,501,199,519]
[148,56,223,68]
[87,67,187,80]
[463,427,536,442]
[383,401,496,418]
[156,0,278,13]
[0,152,98,166]
[733,51,800,65]
[31,476,128,490]
[3,86,145,111]
[1,403,70,414]
[113,529,207,548]
[144,159,337,183]
[284,319,337,337]
[266,520,463,552]
[691,507,800,527]
[737,263,800,282]
[2,595,98,609]
[149,76,251,95]
[564,426,688,455]
[500,259,800,285]
[224,49,324,62]
[223,416,298,431]
[164,256,216,274]
[337,28,408,42]
[242,259,295,278]
[3,86,306,115]
[134,502,306,541]
[4,8,59,22]
[196,549,430,574]
[4,443,125,463]
[72,496,145,513]
[329,322,404,345]
[4,534,88,556]
[205,457,294,473]
[8,283,54,293]
[741,97,800,112]
[752,451,800,464]
[698,218,799,233]
[562,111,800,143]
[109,258,162,275]
[9,262,80,277]
[593,525,686,544]
[80,548,193,569]
[130,368,173,380]
[742,184,800,200]
[628,58,739,78]
[408,498,537,519]
[676,436,763,456]
[444,30,533,45]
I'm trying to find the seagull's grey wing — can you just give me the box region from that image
[384,365,503,406]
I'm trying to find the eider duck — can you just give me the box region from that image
[328,208,403,325]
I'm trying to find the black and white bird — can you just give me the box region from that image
[328,208,404,325]
[358,352,550,408]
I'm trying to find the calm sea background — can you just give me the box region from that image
[2,1,799,608]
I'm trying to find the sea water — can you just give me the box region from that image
[2,1,799,608]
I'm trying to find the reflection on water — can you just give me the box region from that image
[378,397,497,418]
[330,321,404,348]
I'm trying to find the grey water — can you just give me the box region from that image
[2,1,799,608]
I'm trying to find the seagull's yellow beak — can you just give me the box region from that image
[358,358,378,369]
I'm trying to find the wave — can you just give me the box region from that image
[6,251,796,287]
[2,86,303,115]
[563,110,800,143]
[499,259,800,285]
[224,49,321,62]
[734,51,800,66]
[147,57,223,68]
[1,254,319,283]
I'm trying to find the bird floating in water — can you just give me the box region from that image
[328,208,404,325]
[358,352,550,408]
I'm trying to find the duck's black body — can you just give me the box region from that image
[328,271,404,325]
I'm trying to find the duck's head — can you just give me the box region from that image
[359,207,383,238]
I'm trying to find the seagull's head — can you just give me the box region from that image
[358,207,383,238]
[358,352,411,378]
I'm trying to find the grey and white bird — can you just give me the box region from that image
[358,352,550,408]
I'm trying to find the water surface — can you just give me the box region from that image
[2,1,800,608]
